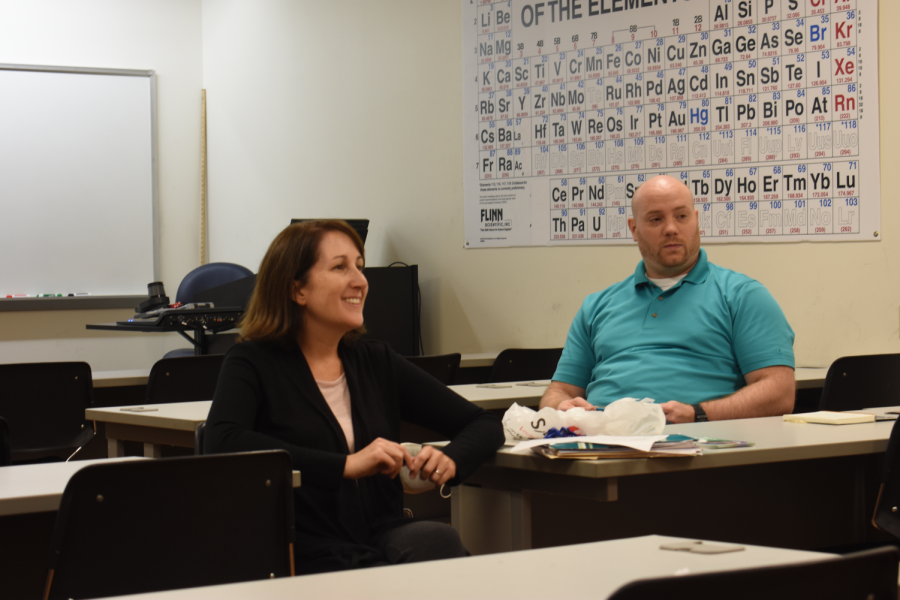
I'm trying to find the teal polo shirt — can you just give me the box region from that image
[553,249,795,407]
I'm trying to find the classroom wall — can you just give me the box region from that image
[203,0,900,369]
[0,0,204,368]
[0,0,895,371]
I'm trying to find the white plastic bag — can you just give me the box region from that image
[601,397,665,436]
[502,398,664,441]
[501,403,565,440]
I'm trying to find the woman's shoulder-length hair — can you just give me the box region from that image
[238,219,366,347]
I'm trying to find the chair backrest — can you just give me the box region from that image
[194,421,206,455]
[44,451,295,600]
[405,353,462,385]
[0,416,10,466]
[608,546,899,600]
[0,362,94,461]
[873,418,900,538]
[819,354,900,411]
[175,262,253,305]
[488,348,563,383]
[146,355,225,404]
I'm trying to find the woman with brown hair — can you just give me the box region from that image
[204,220,503,574]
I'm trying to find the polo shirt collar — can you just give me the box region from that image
[633,248,710,287]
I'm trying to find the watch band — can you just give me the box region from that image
[693,404,709,423]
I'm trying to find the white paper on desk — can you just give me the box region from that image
[509,434,669,455]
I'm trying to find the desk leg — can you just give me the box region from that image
[143,443,162,459]
[451,485,532,555]
[108,438,125,458]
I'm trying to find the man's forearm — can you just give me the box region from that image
[539,387,573,410]
[539,381,586,410]
[703,368,795,420]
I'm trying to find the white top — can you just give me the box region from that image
[94,534,833,599]
[647,272,688,291]
[316,373,354,453]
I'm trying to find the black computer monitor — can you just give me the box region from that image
[290,219,369,243]
[360,265,420,356]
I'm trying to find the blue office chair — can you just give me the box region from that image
[164,262,253,358]
[174,262,253,305]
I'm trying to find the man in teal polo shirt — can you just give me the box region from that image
[540,174,795,423]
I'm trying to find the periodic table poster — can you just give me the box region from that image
[462,0,880,247]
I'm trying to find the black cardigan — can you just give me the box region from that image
[204,338,503,573]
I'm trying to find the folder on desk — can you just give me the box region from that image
[534,434,702,459]
[783,411,877,425]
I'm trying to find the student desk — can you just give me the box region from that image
[88,353,500,391]
[0,457,147,517]
[86,385,547,458]
[0,457,301,515]
[86,401,211,458]
[86,369,833,459]
[453,407,896,555]
[93,368,152,388]
[89,365,828,393]
[95,535,833,600]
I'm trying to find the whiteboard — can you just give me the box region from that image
[0,64,158,297]
[462,0,879,247]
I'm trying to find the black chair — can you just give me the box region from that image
[164,262,253,358]
[405,353,461,385]
[0,416,11,466]
[873,418,900,539]
[488,348,563,383]
[818,354,900,411]
[146,355,225,404]
[0,362,94,463]
[608,546,899,600]
[194,421,206,455]
[43,451,295,600]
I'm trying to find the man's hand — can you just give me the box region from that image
[558,397,598,411]
[660,366,795,423]
[540,380,590,410]
[344,438,412,480]
[660,401,696,423]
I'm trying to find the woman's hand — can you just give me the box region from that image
[344,438,413,479]
[407,445,457,487]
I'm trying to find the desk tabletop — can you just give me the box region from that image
[93,368,152,388]
[98,534,831,600]
[87,373,837,433]
[86,401,212,431]
[0,457,301,517]
[458,352,497,368]
[0,457,147,517]
[490,405,899,480]
[795,367,828,389]
[448,380,549,408]
[87,365,827,394]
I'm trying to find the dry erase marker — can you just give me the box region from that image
[7,294,30,298]
[67,292,91,296]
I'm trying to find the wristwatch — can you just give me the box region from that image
[693,404,709,423]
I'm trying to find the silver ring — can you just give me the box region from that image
[434,469,441,476]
